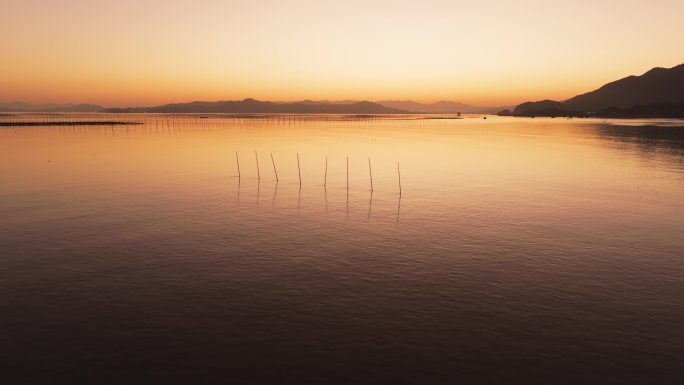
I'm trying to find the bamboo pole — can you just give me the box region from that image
[324,155,328,186]
[346,156,349,190]
[270,153,278,182]
[297,152,302,188]
[368,158,374,192]
[236,151,241,179]
[255,150,261,180]
[397,161,402,195]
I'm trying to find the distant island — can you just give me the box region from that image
[501,63,684,118]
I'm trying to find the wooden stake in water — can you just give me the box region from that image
[368,158,374,192]
[255,150,261,180]
[270,153,278,182]
[346,156,349,190]
[297,152,302,188]
[397,161,402,195]
[235,151,241,180]
[324,156,328,187]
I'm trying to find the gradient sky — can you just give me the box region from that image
[2,0,684,107]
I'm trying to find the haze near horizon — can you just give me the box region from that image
[2,0,684,107]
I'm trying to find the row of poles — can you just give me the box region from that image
[236,151,402,195]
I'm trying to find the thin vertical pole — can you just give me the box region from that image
[297,152,302,188]
[255,150,261,180]
[236,151,241,179]
[397,161,402,195]
[368,158,374,192]
[346,156,349,190]
[324,156,328,186]
[270,153,278,182]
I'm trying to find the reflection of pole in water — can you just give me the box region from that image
[367,190,373,220]
[346,189,349,218]
[297,185,301,214]
[396,193,401,224]
[256,179,261,208]
[272,182,278,209]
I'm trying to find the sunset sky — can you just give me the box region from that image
[2,0,684,107]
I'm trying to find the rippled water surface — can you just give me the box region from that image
[2,114,684,384]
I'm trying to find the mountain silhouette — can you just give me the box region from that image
[103,99,408,114]
[378,100,506,114]
[510,63,684,117]
[0,102,103,112]
[565,64,684,111]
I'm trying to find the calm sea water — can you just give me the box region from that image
[1,114,684,384]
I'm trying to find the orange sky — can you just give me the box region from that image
[2,0,684,107]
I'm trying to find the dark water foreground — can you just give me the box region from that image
[1,115,683,384]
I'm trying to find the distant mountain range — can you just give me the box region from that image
[103,99,507,114]
[8,63,684,118]
[0,102,103,112]
[377,100,507,114]
[1,99,506,114]
[505,63,684,117]
[102,99,408,114]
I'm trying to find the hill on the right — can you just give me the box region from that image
[509,63,684,117]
